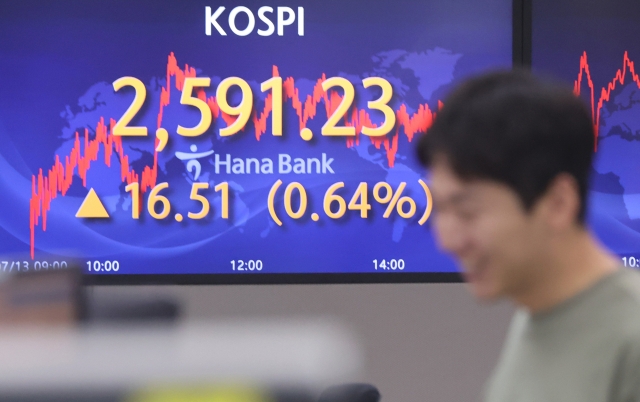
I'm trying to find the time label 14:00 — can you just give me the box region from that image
[373,259,405,271]
[122,180,432,225]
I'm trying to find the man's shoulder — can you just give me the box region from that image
[507,267,640,356]
[611,267,640,302]
[592,268,640,334]
[603,268,640,320]
[485,268,640,402]
[605,269,640,402]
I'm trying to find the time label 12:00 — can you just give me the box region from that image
[231,260,263,271]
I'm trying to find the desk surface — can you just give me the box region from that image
[0,319,363,392]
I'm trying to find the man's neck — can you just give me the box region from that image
[512,231,619,315]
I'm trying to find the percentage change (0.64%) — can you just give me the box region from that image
[267,180,433,226]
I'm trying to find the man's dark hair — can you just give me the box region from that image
[417,69,595,222]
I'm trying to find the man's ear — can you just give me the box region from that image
[535,173,581,231]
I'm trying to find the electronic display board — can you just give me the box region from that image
[0,0,513,283]
[532,0,640,271]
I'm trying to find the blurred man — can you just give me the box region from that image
[417,70,640,401]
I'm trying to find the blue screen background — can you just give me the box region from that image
[533,0,640,264]
[0,0,512,276]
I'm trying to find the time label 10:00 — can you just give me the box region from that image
[111,75,396,140]
[87,260,120,272]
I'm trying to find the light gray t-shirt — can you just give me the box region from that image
[485,268,640,402]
